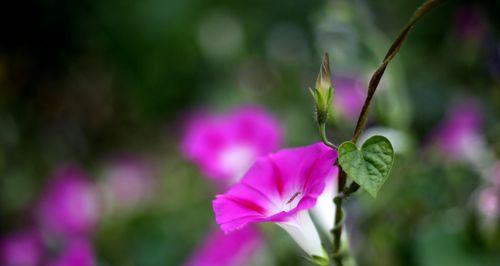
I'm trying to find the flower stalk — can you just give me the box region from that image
[319,122,337,150]
[314,0,445,265]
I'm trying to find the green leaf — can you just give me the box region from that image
[338,135,394,198]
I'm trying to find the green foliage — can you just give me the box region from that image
[309,254,329,266]
[338,135,394,198]
[309,86,333,124]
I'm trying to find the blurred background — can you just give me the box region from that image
[0,0,499,265]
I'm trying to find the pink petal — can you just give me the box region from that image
[49,238,96,266]
[0,230,44,266]
[185,226,263,266]
[38,165,100,238]
[213,143,337,233]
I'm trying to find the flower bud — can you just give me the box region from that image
[310,53,334,124]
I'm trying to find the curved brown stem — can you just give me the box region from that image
[330,1,445,265]
[351,0,445,142]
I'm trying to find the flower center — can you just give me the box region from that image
[282,191,302,212]
[286,192,301,204]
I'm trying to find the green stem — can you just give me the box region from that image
[351,0,445,143]
[332,168,348,265]
[328,0,445,265]
[319,123,337,149]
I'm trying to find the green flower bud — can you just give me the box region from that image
[310,53,334,124]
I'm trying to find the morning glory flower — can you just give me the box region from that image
[49,238,96,266]
[185,226,263,266]
[213,143,337,258]
[0,230,44,266]
[311,167,338,237]
[182,106,282,183]
[430,101,485,163]
[37,165,100,238]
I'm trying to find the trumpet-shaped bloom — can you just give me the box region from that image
[49,238,95,266]
[0,230,43,266]
[311,168,338,236]
[182,106,282,182]
[38,165,100,237]
[185,227,263,266]
[213,143,337,257]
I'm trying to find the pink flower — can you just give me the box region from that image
[100,155,154,214]
[185,227,263,266]
[182,106,282,182]
[49,238,95,266]
[430,101,484,162]
[477,187,500,219]
[38,165,100,238]
[0,230,44,266]
[332,76,365,121]
[213,143,337,257]
[311,168,338,236]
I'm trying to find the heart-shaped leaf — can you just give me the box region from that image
[338,135,394,198]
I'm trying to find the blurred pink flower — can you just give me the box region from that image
[49,238,95,266]
[38,165,100,238]
[0,230,44,266]
[185,227,263,266]
[333,76,365,121]
[100,155,154,213]
[430,102,483,161]
[477,187,500,219]
[182,106,282,182]
[213,143,336,257]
